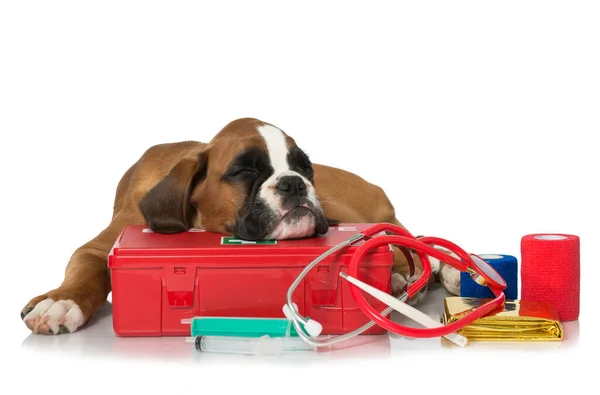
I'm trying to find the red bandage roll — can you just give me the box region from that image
[521,234,580,321]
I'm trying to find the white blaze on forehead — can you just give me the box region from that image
[255,123,320,240]
[257,124,290,173]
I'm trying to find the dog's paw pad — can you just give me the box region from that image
[22,299,84,335]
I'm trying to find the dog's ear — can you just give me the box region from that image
[139,149,208,234]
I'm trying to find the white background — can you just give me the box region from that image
[1,1,598,393]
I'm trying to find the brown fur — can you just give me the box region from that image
[21,117,428,334]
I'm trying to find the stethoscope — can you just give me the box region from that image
[283,223,507,347]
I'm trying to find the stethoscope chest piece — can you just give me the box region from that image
[468,254,507,289]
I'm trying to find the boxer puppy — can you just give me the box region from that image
[21,118,444,335]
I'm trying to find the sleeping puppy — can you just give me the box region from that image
[20,117,451,335]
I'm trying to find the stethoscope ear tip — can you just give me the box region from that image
[282,302,323,337]
[304,319,323,337]
[282,302,298,320]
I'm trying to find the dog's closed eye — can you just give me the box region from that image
[232,168,258,176]
[223,167,259,181]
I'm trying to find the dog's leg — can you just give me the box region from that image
[391,246,438,305]
[386,219,442,305]
[20,217,130,335]
[19,141,208,335]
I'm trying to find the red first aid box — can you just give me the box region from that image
[107,223,393,337]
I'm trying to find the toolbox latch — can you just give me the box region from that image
[308,263,340,307]
[163,266,196,308]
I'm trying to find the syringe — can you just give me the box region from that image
[181,314,314,338]
[187,335,317,356]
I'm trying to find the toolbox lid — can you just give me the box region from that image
[108,223,390,259]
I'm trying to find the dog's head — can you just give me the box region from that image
[139,118,330,240]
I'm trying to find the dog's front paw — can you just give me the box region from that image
[405,273,429,306]
[21,290,87,335]
[391,272,429,306]
[439,262,461,295]
[391,273,408,296]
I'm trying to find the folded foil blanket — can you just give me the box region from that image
[442,297,563,341]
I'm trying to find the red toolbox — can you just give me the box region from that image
[107,223,394,337]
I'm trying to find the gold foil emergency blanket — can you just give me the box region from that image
[442,297,563,341]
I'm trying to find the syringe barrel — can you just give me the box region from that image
[188,316,305,338]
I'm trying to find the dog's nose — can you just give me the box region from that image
[276,175,307,196]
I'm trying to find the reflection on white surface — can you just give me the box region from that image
[20,286,580,364]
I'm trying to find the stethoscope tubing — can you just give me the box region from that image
[285,223,507,345]
[347,228,506,338]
